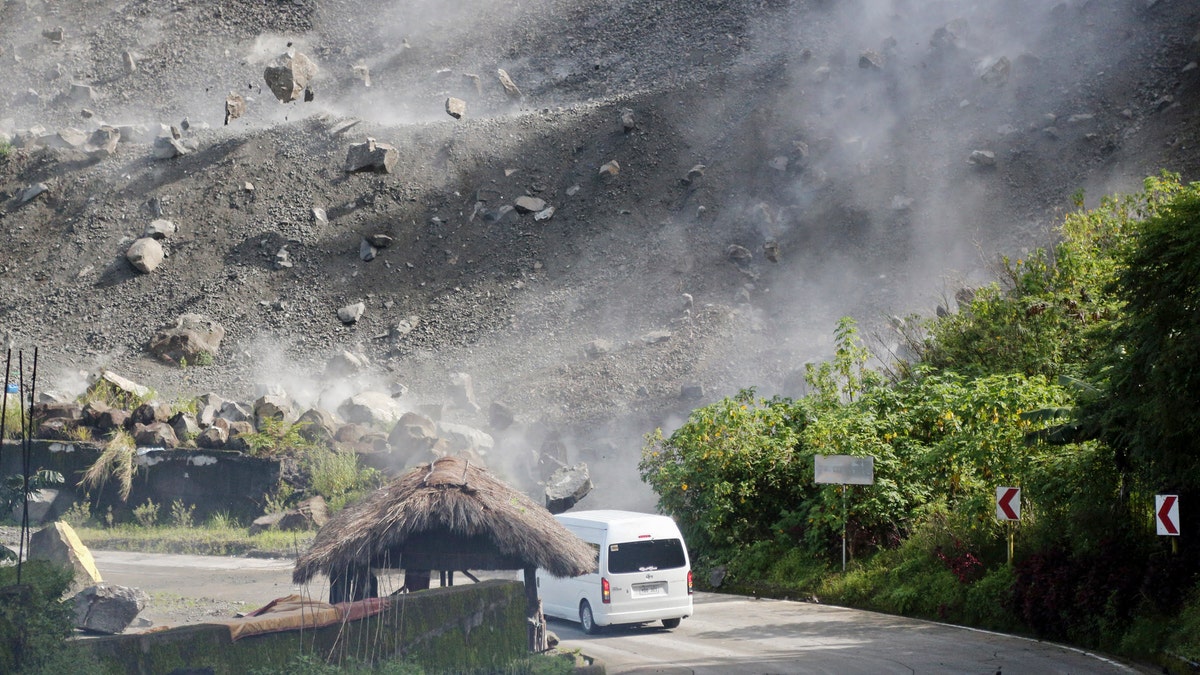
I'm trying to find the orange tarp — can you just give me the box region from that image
[208,594,395,641]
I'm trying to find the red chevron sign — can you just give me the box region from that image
[996,487,1020,521]
[1156,495,1180,536]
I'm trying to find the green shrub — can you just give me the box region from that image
[242,417,314,457]
[0,561,74,673]
[302,446,383,511]
[962,565,1018,631]
[169,499,195,528]
[132,498,159,527]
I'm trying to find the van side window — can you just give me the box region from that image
[608,538,687,574]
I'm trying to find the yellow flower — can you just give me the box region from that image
[681,483,688,491]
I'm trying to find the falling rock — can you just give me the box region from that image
[312,207,328,224]
[126,237,165,273]
[264,50,318,103]
[297,408,340,445]
[90,370,150,401]
[152,136,189,159]
[682,164,706,184]
[514,195,547,214]
[680,383,705,400]
[445,97,466,119]
[143,219,176,240]
[20,182,49,203]
[448,372,480,413]
[496,68,522,98]
[325,349,370,378]
[42,26,65,43]
[85,126,120,158]
[28,522,102,590]
[353,63,371,86]
[366,233,393,248]
[968,149,996,167]
[599,160,620,177]
[859,50,885,70]
[545,463,593,514]
[274,247,292,270]
[438,421,494,456]
[73,584,148,634]
[641,330,673,344]
[621,109,636,132]
[340,391,405,426]
[360,238,377,262]
[488,401,515,431]
[67,82,95,104]
[763,241,780,263]
[583,339,612,358]
[980,56,1011,87]
[534,206,556,221]
[345,137,398,173]
[726,244,752,265]
[122,50,137,73]
[148,313,224,364]
[338,301,366,324]
[387,411,439,455]
[930,18,969,51]
[224,93,246,125]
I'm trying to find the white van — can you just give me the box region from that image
[537,510,693,633]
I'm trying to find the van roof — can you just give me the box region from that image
[554,509,679,528]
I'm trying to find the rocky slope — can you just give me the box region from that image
[1,0,1199,506]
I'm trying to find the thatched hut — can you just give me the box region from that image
[293,455,595,650]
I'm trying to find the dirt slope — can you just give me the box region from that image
[1,0,1199,505]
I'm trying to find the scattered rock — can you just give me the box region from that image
[297,408,339,445]
[496,68,522,98]
[514,196,547,214]
[534,206,556,221]
[169,412,200,441]
[142,219,176,240]
[121,50,137,73]
[762,241,780,263]
[583,339,612,358]
[148,313,224,365]
[339,391,404,426]
[445,97,466,119]
[42,26,65,43]
[859,50,884,70]
[254,394,297,426]
[353,63,371,87]
[224,93,246,125]
[325,349,370,378]
[345,137,398,173]
[387,411,440,456]
[89,370,150,401]
[726,244,752,265]
[621,109,636,132]
[152,136,189,159]
[134,422,179,448]
[488,401,514,431]
[86,126,120,158]
[73,584,148,634]
[980,56,1011,87]
[360,238,377,262]
[599,160,620,177]
[448,372,480,413]
[968,149,996,167]
[682,164,706,184]
[20,182,49,204]
[196,425,228,449]
[337,301,366,324]
[126,237,165,273]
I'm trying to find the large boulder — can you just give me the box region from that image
[196,425,228,449]
[133,422,179,448]
[386,411,439,454]
[72,584,149,634]
[254,394,297,427]
[249,496,329,535]
[339,391,404,427]
[264,50,318,103]
[545,463,593,514]
[148,313,224,365]
[344,137,398,174]
[438,421,494,457]
[126,237,164,273]
[297,407,339,445]
[89,370,149,402]
[28,521,102,590]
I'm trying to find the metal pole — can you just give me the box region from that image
[0,349,10,465]
[1007,523,1015,566]
[842,486,848,572]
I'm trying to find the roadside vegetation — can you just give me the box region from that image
[640,172,1200,668]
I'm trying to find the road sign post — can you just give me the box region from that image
[995,487,1021,565]
[1156,494,1179,536]
[814,455,874,571]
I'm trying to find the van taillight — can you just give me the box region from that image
[687,570,694,595]
[601,577,611,604]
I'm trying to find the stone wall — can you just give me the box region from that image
[0,440,281,523]
[79,580,527,674]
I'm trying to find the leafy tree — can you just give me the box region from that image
[639,389,812,555]
[1094,177,1200,493]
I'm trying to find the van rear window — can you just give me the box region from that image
[608,539,687,573]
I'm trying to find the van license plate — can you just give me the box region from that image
[632,581,667,597]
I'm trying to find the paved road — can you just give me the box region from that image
[91,552,1146,673]
[554,591,1146,674]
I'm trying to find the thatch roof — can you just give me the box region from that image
[293,456,596,584]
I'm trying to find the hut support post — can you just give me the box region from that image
[524,567,545,652]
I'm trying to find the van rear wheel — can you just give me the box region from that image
[579,600,601,634]
[661,618,681,629]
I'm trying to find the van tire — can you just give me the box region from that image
[661,618,681,629]
[580,600,601,634]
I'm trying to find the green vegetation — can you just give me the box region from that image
[241,417,314,457]
[641,173,1200,664]
[0,561,99,675]
[79,429,138,502]
[0,137,11,160]
[246,652,576,675]
[73,523,313,557]
[301,446,384,511]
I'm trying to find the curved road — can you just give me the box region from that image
[554,591,1145,674]
[93,552,1145,674]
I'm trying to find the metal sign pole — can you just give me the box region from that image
[842,487,848,572]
